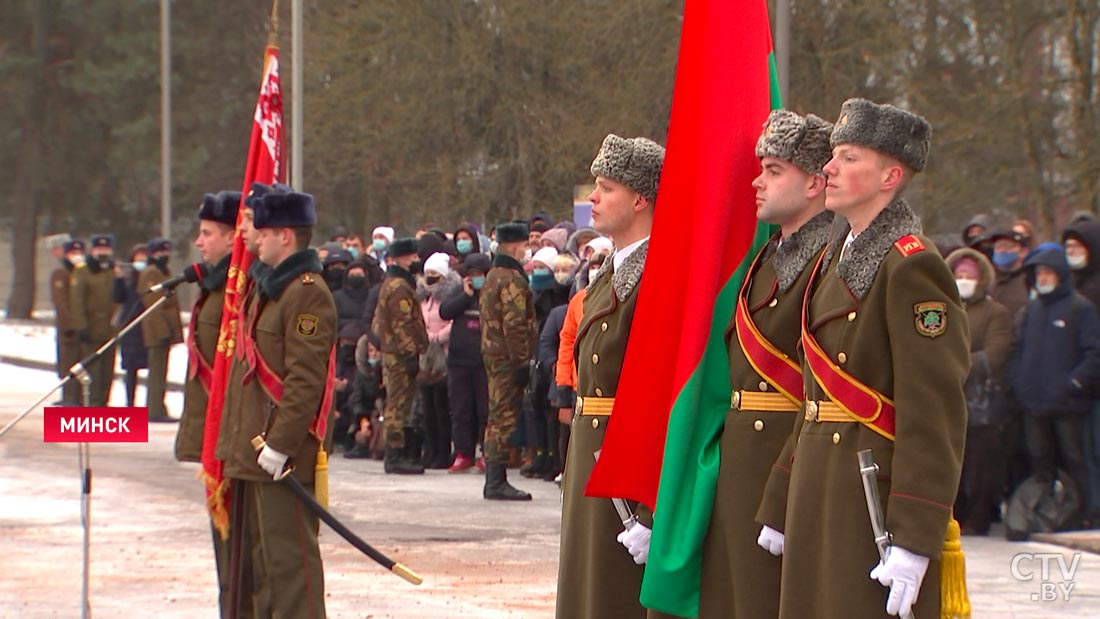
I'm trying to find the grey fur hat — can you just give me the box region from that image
[755,110,834,176]
[830,98,932,172]
[590,134,666,204]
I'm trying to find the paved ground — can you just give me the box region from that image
[2,362,1100,618]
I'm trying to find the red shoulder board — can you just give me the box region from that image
[893,235,926,257]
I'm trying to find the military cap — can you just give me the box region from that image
[90,234,115,249]
[830,98,932,172]
[253,191,317,229]
[756,110,835,176]
[495,222,529,244]
[147,237,172,253]
[63,239,86,254]
[244,181,293,208]
[388,237,419,258]
[590,134,666,203]
[199,191,242,226]
[323,248,352,267]
[45,233,72,250]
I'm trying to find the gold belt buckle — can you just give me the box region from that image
[730,391,741,409]
[804,401,819,422]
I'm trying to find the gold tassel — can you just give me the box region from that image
[940,517,971,619]
[314,446,329,510]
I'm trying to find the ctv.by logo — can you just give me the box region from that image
[1010,552,1082,602]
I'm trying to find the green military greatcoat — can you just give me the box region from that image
[757,199,970,619]
[698,211,832,618]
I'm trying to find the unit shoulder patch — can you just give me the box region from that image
[913,301,947,338]
[894,235,926,257]
[296,313,319,337]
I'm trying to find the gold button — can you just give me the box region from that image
[595,387,604,397]
[758,381,769,392]
[601,322,608,332]
[753,419,764,431]
[592,354,599,364]
[768,298,778,308]
[576,397,584,415]
[832,432,841,445]
[591,418,600,429]
[837,352,848,364]
[731,391,741,409]
[847,311,857,322]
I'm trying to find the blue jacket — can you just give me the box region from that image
[1010,248,1100,415]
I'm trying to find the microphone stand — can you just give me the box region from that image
[0,286,181,619]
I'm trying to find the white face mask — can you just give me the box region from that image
[489,240,499,254]
[1036,282,1057,295]
[554,272,571,286]
[955,278,978,300]
[1067,252,1088,270]
[68,254,86,266]
[523,248,533,263]
[588,269,600,283]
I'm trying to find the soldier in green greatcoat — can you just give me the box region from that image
[70,234,119,406]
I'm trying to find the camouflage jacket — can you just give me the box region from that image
[371,265,428,359]
[479,254,535,370]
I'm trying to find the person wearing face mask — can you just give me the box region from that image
[944,249,1012,536]
[520,247,568,479]
[1009,247,1100,531]
[50,236,83,405]
[438,253,493,472]
[989,230,1031,323]
[70,234,121,407]
[321,248,352,291]
[369,225,395,262]
[372,237,430,474]
[332,260,371,331]
[1064,219,1100,528]
[112,245,152,408]
[331,323,367,454]
[418,252,460,469]
[454,223,482,257]
[571,236,614,295]
[480,221,537,500]
[139,237,185,422]
[345,335,386,459]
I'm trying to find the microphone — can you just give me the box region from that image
[148,263,209,293]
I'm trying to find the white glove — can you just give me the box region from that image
[757,525,785,556]
[257,444,290,480]
[870,545,930,617]
[615,523,652,565]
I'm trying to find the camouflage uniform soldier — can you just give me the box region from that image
[139,236,185,421]
[371,237,429,475]
[70,234,119,406]
[49,235,82,405]
[479,222,536,501]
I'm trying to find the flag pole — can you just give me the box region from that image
[291,0,303,190]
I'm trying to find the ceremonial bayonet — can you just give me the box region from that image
[858,449,915,619]
[594,450,637,530]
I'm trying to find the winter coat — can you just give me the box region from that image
[1063,219,1100,310]
[555,289,585,401]
[112,269,148,370]
[539,303,567,405]
[944,248,1012,380]
[533,280,570,335]
[1010,248,1100,416]
[418,274,460,356]
[438,283,484,369]
[992,266,1031,328]
[333,279,371,332]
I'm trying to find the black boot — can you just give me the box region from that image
[401,428,426,474]
[384,446,424,475]
[484,462,532,501]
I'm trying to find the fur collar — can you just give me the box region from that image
[821,197,922,299]
[259,249,323,300]
[385,264,417,291]
[590,240,649,302]
[769,210,834,294]
[202,254,232,292]
[492,253,526,277]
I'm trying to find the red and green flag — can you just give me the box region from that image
[582,0,781,615]
[201,40,285,538]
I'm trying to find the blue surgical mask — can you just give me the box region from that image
[456,239,473,254]
[367,357,381,367]
[992,251,1018,270]
[132,261,147,272]
[533,267,551,277]
[471,276,486,290]
[347,247,360,259]
[373,239,388,252]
